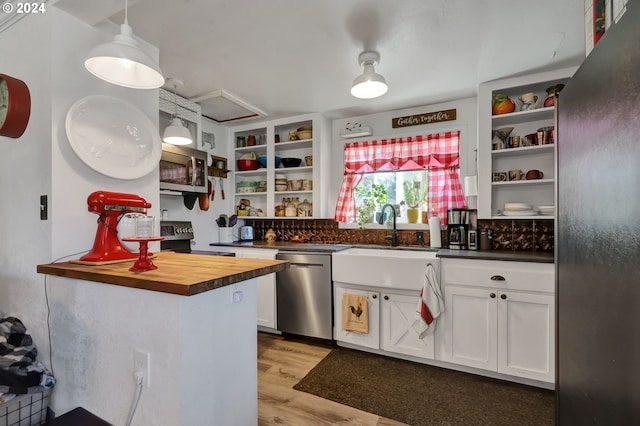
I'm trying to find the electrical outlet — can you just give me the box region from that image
[415,231,424,244]
[134,349,151,388]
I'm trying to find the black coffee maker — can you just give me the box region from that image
[447,209,477,250]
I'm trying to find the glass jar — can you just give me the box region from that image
[298,199,312,217]
[285,199,297,217]
[236,136,246,147]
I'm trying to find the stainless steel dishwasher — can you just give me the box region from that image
[276,251,333,340]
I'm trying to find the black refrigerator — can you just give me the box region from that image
[556,2,640,424]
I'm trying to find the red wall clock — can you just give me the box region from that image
[0,73,31,138]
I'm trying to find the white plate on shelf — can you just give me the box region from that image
[65,95,162,180]
[537,208,555,215]
[504,203,532,211]
[503,210,537,216]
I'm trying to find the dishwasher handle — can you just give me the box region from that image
[289,262,324,269]
[278,251,330,256]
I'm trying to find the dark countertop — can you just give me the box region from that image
[350,244,441,253]
[436,249,554,263]
[210,242,553,263]
[211,241,352,253]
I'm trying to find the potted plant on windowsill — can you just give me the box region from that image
[355,184,388,229]
[371,183,388,223]
[356,198,376,229]
[403,180,421,223]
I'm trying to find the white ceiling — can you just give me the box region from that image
[57,0,586,125]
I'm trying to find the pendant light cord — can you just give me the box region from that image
[174,86,178,120]
[124,0,128,25]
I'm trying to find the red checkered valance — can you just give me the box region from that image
[334,131,466,224]
[343,132,460,173]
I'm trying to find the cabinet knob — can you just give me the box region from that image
[490,293,496,298]
[500,294,507,300]
[384,295,389,301]
[371,294,377,299]
[490,275,506,281]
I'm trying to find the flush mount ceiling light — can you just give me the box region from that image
[84,0,164,89]
[351,51,388,99]
[162,78,192,146]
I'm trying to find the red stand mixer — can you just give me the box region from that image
[79,191,152,264]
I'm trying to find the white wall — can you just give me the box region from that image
[0,11,53,369]
[159,117,233,249]
[50,10,160,260]
[46,8,162,419]
[329,98,478,219]
[0,5,207,423]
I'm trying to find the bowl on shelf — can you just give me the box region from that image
[493,127,514,143]
[237,159,259,171]
[296,129,312,140]
[236,180,257,193]
[281,157,302,168]
[258,155,282,168]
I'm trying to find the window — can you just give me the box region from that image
[335,131,466,226]
[353,170,428,226]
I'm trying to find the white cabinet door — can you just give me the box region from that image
[334,285,380,350]
[255,273,276,329]
[235,248,278,330]
[381,292,435,359]
[497,291,555,382]
[441,285,497,371]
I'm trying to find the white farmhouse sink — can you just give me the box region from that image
[332,248,438,290]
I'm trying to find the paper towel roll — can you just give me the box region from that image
[429,217,442,248]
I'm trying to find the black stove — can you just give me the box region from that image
[160,221,234,256]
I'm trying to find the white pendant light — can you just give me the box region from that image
[162,78,192,146]
[84,0,164,89]
[351,51,388,99]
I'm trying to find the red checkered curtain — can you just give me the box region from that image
[334,131,466,223]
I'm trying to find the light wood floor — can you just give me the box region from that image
[258,332,408,426]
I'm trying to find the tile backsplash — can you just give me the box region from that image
[242,218,554,253]
[478,219,554,252]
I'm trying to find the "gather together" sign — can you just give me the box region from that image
[392,109,457,128]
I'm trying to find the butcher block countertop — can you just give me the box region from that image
[37,252,288,296]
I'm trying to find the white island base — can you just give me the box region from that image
[48,276,257,426]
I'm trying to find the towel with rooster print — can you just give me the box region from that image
[342,293,369,334]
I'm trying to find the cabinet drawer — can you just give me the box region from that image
[441,259,554,293]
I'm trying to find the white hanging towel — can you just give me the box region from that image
[413,263,445,339]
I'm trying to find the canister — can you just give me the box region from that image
[479,229,494,250]
[240,226,254,241]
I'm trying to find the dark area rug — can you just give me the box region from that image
[293,347,554,426]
